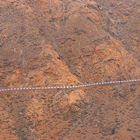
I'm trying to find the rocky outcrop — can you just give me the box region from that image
[0,0,140,139]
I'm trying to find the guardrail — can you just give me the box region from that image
[0,79,140,92]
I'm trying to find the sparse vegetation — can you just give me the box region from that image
[0,0,140,140]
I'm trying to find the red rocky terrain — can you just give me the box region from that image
[0,0,140,139]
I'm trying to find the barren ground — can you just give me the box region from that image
[0,0,140,140]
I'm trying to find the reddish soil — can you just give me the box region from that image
[0,0,140,140]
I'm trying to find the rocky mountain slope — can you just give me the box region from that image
[0,0,140,140]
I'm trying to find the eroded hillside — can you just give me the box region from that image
[0,0,140,140]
